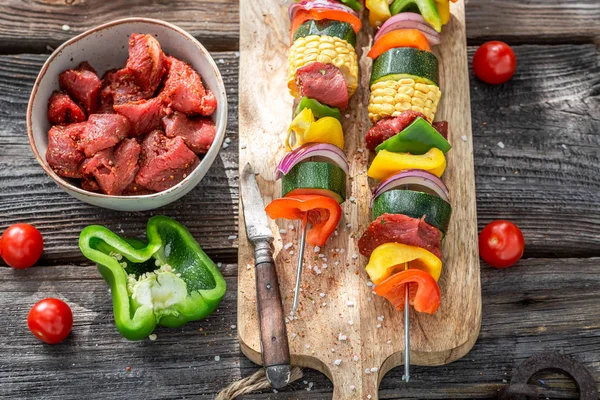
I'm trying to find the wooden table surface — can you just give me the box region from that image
[0,1,598,399]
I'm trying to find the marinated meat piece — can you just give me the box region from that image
[102,68,147,105]
[114,96,164,136]
[295,62,348,109]
[135,130,199,192]
[46,123,86,178]
[59,62,102,114]
[123,182,155,196]
[79,114,130,157]
[81,178,101,192]
[80,139,141,195]
[162,112,215,154]
[47,91,86,125]
[432,121,448,140]
[160,57,217,116]
[125,33,167,95]
[365,111,426,150]
[358,214,442,259]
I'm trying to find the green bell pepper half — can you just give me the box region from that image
[79,216,226,340]
[375,117,451,154]
[294,97,343,122]
[389,0,443,32]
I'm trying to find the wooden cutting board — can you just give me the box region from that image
[238,1,481,399]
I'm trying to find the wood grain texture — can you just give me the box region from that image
[0,0,239,53]
[0,0,598,53]
[465,0,600,45]
[238,1,480,398]
[0,52,240,265]
[1,258,597,399]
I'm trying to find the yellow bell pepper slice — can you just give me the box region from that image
[365,242,442,285]
[367,148,446,181]
[286,108,345,151]
[435,0,451,25]
[366,0,392,27]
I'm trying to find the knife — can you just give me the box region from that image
[240,163,291,389]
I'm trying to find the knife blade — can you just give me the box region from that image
[240,163,291,389]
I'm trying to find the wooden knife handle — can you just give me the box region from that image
[253,240,291,372]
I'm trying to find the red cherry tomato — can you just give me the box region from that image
[472,41,517,85]
[479,220,524,268]
[28,298,73,344]
[0,223,44,269]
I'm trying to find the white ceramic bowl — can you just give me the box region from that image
[27,18,227,211]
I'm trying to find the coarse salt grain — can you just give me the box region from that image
[148,334,157,341]
[240,144,247,149]
[365,368,371,374]
[283,242,293,250]
[371,367,378,372]
[350,385,356,391]
[289,225,295,230]
[231,325,236,329]
[292,333,297,339]
[367,281,374,287]
[357,148,364,153]
[349,196,356,203]
[351,255,358,260]
[461,135,467,142]
[498,141,505,149]
[333,359,342,366]
[61,24,70,31]
[338,333,347,341]
[377,315,384,322]
[376,324,382,329]
[305,344,311,349]
[222,143,229,149]
[346,301,355,307]
[227,235,237,240]
[322,302,327,306]
[319,293,326,298]
[224,137,231,144]
[501,177,506,181]
[322,263,328,269]
[314,246,321,253]
[353,355,359,361]
[279,229,287,234]
[340,249,345,254]
[348,320,354,326]
[368,395,372,399]
[214,356,220,361]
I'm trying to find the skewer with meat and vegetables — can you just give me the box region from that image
[360,0,456,381]
[264,0,362,314]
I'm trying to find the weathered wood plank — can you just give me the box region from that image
[0,0,598,53]
[0,0,239,53]
[0,44,598,265]
[0,258,598,399]
[466,0,600,45]
[0,52,240,264]
[469,44,600,258]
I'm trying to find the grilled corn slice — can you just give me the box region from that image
[288,35,358,98]
[368,77,442,123]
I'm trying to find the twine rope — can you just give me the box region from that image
[216,367,303,400]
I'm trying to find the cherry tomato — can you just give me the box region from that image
[472,41,517,85]
[28,298,73,344]
[479,220,524,268]
[0,223,44,269]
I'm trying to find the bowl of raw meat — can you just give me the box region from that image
[27,18,227,211]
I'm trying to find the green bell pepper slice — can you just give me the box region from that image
[375,117,451,154]
[294,97,343,122]
[390,0,443,32]
[79,216,226,340]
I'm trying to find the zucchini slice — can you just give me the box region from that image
[370,48,439,86]
[372,190,452,234]
[293,19,357,48]
[282,161,346,204]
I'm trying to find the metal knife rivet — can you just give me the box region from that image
[266,283,272,290]
[272,336,277,342]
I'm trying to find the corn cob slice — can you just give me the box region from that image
[368,77,442,123]
[288,35,358,98]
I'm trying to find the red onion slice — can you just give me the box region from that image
[374,13,441,46]
[289,0,359,21]
[371,169,449,207]
[275,143,349,179]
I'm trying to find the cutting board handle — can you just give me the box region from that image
[331,368,380,400]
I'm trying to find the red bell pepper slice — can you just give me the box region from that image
[367,29,431,59]
[374,269,441,314]
[265,194,341,247]
[290,9,363,41]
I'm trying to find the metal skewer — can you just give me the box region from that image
[291,214,308,315]
[403,263,410,382]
